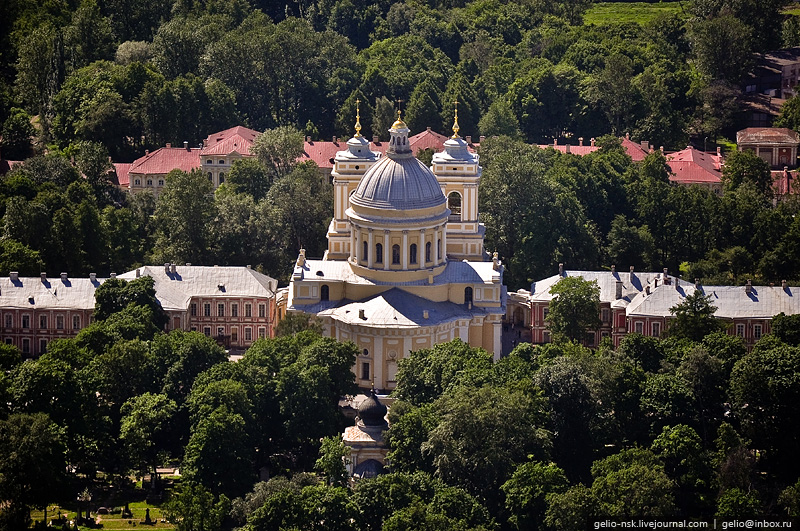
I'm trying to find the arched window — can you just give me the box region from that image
[425,241,432,262]
[437,239,442,260]
[219,172,225,184]
[410,243,417,264]
[375,243,383,263]
[465,287,473,304]
[448,191,462,221]
[321,285,329,301]
[362,241,368,262]
[392,244,400,264]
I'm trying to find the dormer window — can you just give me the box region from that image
[207,159,213,164]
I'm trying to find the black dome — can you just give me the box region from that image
[358,391,387,427]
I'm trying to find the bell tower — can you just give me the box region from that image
[432,101,485,261]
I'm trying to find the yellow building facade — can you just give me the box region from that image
[287,111,505,391]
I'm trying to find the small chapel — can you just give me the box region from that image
[286,106,506,390]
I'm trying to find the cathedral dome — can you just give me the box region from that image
[350,155,445,211]
[358,391,388,427]
[350,115,445,212]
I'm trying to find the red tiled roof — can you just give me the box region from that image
[666,146,722,184]
[537,143,600,156]
[737,127,800,145]
[773,169,796,195]
[113,162,131,187]
[620,136,650,161]
[129,147,201,176]
[201,126,260,156]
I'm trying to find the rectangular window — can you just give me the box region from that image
[542,331,551,343]
[231,303,238,317]
[39,315,47,329]
[22,315,29,329]
[218,304,225,317]
[56,315,64,330]
[543,307,549,320]
[361,361,370,381]
[245,304,252,317]
[231,328,238,342]
[245,327,252,341]
[4,338,11,345]
[652,322,661,337]
[204,303,211,317]
[72,315,80,330]
[217,327,225,337]
[190,326,197,332]
[601,331,610,339]
[258,304,266,318]
[586,332,596,346]
[754,324,762,340]
[601,308,610,323]
[203,327,211,336]
[39,339,47,354]
[191,303,197,316]
[22,338,30,354]
[634,321,643,334]
[4,314,11,328]
[736,324,745,337]
[258,327,266,339]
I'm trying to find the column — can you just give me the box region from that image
[383,230,390,270]
[402,231,408,269]
[368,229,374,268]
[355,226,362,263]
[420,229,426,265]
[350,224,356,262]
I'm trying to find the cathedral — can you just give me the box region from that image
[286,107,506,390]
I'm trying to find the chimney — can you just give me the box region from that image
[60,272,67,281]
[40,272,47,282]
[479,135,486,143]
[641,141,650,151]
[553,138,558,147]
[660,146,664,153]
[186,263,191,266]
[110,272,116,279]
[616,280,623,299]
[246,264,252,269]
[558,263,564,276]
[164,262,170,274]
[427,126,431,132]
[695,278,700,289]
[423,309,429,319]
[297,248,306,267]
[135,268,140,278]
[90,272,96,281]
[10,272,18,281]
[579,137,584,146]
[745,279,752,294]
[565,144,571,154]
[170,263,177,274]
[629,265,635,274]
[782,279,788,290]
[373,135,379,143]
[654,278,659,288]
[306,136,311,142]
[332,136,337,143]
[166,143,171,148]
[645,285,650,295]
[663,268,669,284]
[145,150,150,156]
[466,135,472,143]
[611,264,616,273]
[590,138,596,147]
[359,309,366,320]
[184,141,189,150]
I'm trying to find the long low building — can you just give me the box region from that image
[0,265,278,356]
[522,267,799,348]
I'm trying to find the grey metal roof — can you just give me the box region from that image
[530,270,690,306]
[316,288,485,328]
[118,265,277,311]
[295,259,499,286]
[626,283,800,319]
[431,136,479,164]
[350,155,446,211]
[0,276,105,310]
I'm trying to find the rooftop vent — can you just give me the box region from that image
[423,310,429,319]
[10,272,18,281]
[40,272,47,282]
[90,273,96,281]
[359,309,366,320]
[60,272,68,281]
[110,272,116,279]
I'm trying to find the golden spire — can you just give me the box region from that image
[451,99,460,139]
[354,98,362,137]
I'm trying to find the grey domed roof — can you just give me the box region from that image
[358,391,388,427]
[350,155,446,211]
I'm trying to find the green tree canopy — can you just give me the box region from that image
[668,289,727,342]
[545,276,601,343]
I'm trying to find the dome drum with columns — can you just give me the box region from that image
[287,104,505,391]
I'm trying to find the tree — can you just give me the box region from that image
[250,125,304,185]
[668,289,727,342]
[688,14,753,82]
[0,413,68,528]
[546,276,601,343]
[226,158,271,201]
[94,276,166,326]
[771,312,800,346]
[164,482,230,531]
[372,96,396,139]
[502,461,569,531]
[119,393,178,486]
[406,78,442,134]
[478,99,522,139]
[0,107,35,159]
[152,169,216,265]
[716,488,761,518]
[315,435,350,487]
[585,53,640,135]
[722,150,773,197]
[0,239,44,277]
[275,312,324,337]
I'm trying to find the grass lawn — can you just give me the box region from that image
[30,502,176,530]
[584,2,688,25]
